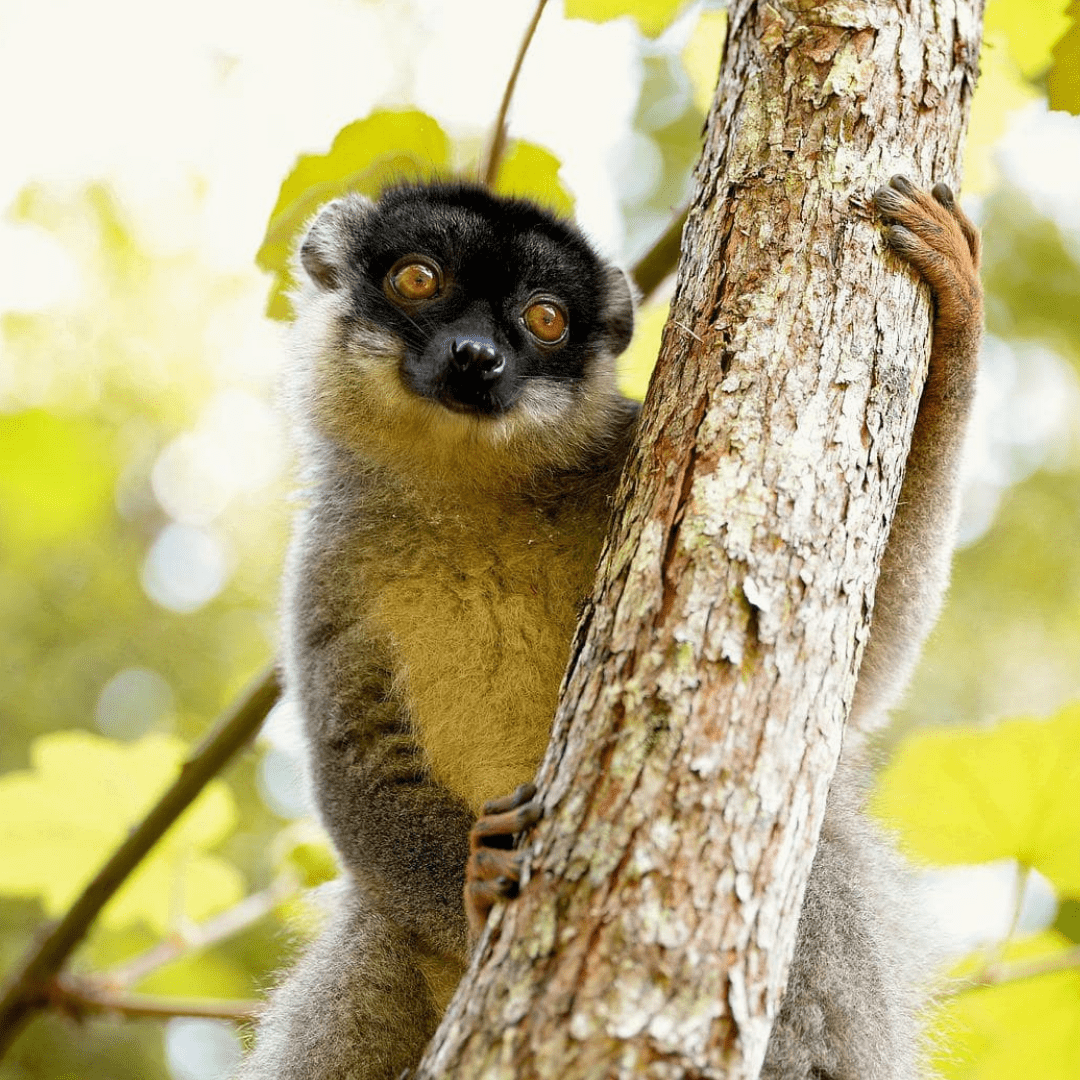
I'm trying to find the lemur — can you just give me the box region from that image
[239,176,982,1080]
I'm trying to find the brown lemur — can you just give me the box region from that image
[239,178,982,1080]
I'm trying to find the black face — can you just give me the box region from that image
[337,184,620,416]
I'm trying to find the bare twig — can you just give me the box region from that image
[53,976,264,1023]
[0,666,281,1058]
[630,205,689,303]
[104,874,295,990]
[480,0,550,187]
[947,942,1080,997]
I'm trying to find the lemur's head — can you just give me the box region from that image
[288,183,634,480]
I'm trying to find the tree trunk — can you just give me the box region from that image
[416,1,983,1077]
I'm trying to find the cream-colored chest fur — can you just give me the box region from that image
[371,501,600,812]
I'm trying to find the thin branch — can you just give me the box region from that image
[969,862,1031,979]
[630,205,689,303]
[480,0,550,188]
[52,976,264,1023]
[0,666,281,1058]
[1004,864,1029,943]
[946,942,1080,997]
[104,874,295,990]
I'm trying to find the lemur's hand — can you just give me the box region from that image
[873,175,982,367]
[464,783,542,941]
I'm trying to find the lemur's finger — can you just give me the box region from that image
[932,182,981,263]
[467,848,523,883]
[481,782,537,817]
[466,879,518,937]
[931,182,954,209]
[888,174,916,198]
[470,802,543,849]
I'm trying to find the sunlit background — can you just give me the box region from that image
[2,1,1079,1077]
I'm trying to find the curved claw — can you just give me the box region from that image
[465,784,543,939]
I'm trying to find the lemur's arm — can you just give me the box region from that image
[849,176,982,729]
[287,527,476,961]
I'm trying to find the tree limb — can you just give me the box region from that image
[51,976,263,1023]
[0,666,280,1057]
[415,0,983,1075]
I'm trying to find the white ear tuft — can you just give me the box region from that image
[298,194,374,291]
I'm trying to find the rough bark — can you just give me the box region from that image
[416,1,982,1078]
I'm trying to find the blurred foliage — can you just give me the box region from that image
[1,180,290,1079]
[886,177,1080,1065]
[876,704,1080,1079]
[683,8,728,113]
[876,705,1080,893]
[984,0,1071,80]
[967,0,1079,191]
[0,732,242,932]
[981,188,1080,365]
[1048,3,1080,113]
[619,296,670,400]
[932,931,1080,1078]
[565,0,693,38]
[962,32,1040,193]
[1056,899,1080,942]
[1,3,1079,1080]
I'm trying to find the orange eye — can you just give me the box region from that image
[389,258,441,301]
[523,300,567,344]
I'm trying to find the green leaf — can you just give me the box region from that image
[872,704,1080,895]
[564,0,691,38]
[963,31,1040,194]
[682,8,728,113]
[491,141,574,217]
[280,838,338,891]
[256,110,452,319]
[930,932,1080,1078]
[984,0,1072,79]
[1048,2,1080,115]
[0,411,115,548]
[0,731,244,933]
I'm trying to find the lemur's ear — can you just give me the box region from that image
[603,265,635,357]
[298,194,373,291]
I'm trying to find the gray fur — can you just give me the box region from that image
[762,760,935,1080]
[240,881,449,1080]
[241,180,981,1079]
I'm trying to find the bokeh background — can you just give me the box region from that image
[1,1,1078,1077]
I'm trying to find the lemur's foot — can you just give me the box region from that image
[465,782,542,940]
[872,175,981,348]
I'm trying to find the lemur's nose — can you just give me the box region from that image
[449,337,506,381]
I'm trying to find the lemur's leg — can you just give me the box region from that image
[238,883,454,1080]
[763,180,982,1079]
